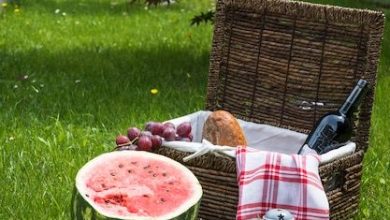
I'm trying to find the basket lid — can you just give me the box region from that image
[205,0,384,151]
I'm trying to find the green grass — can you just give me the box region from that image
[0,0,389,219]
[0,0,213,218]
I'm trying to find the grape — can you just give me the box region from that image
[149,122,164,136]
[151,135,162,150]
[137,136,153,151]
[163,122,175,130]
[177,122,192,137]
[116,135,130,146]
[144,121,156,132]
[127,127,141,142]
[162,127,176,141]
[140,131,152,137]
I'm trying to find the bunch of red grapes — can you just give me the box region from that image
[115,121,193,151]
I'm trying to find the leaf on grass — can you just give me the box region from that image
[191,10,215,26]
[37,137,51,147]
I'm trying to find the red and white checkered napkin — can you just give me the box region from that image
[236,146,329,220]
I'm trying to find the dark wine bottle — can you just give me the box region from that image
[297,79,368,155]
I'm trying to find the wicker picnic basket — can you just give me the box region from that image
[156,0,385,219]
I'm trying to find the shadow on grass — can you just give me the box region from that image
[0,44,211,125]
[22,0,182,16]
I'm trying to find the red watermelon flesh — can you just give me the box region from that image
[76,151,202,219]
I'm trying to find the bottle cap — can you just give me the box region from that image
[357,79,367,88]
[263,209,294,220]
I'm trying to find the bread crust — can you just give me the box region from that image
[202,110,247,147]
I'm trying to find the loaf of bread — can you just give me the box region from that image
[202,110,247,147]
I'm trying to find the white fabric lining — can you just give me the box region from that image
[164,111,356,165]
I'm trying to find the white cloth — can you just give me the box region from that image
[163,111,356,164]
[236,147,329,220]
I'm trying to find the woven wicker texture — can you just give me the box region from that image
[158,0,384,219]
[206,0,384,153]
[156,147,365,219]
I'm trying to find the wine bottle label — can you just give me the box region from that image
[309,124,337,153]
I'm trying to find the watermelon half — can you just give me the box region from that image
[73,151,202,220]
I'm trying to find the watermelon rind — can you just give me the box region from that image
[74,151,202,220]
[71,187,201,220]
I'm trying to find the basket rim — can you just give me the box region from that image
[157,145,364,175]
[222,0,384,26]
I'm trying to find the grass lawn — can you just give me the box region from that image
[0,0,389,219]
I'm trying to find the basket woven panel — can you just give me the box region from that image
[156,147,364,219]
[206,0,384,152]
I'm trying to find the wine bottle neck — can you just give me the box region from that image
[338,79,367,116]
